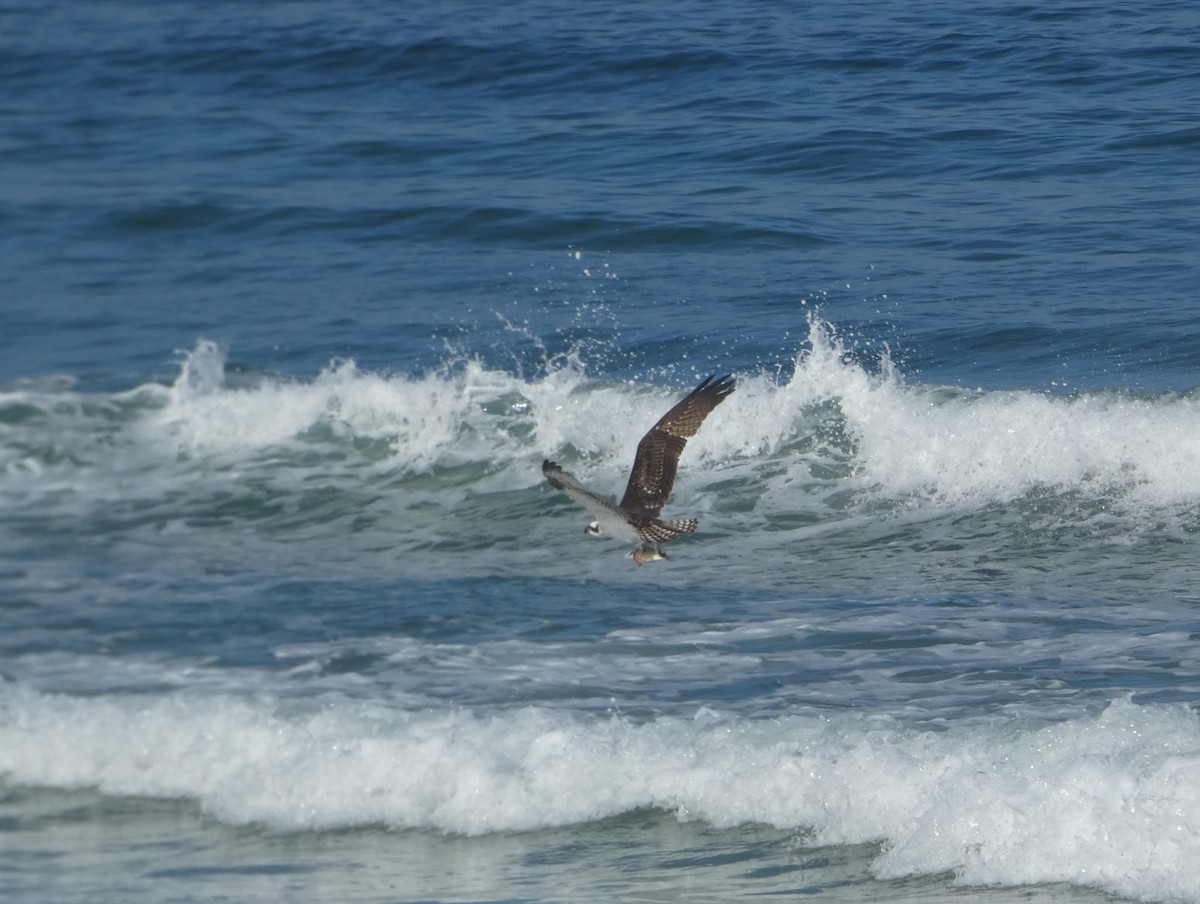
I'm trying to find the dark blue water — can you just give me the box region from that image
[3,3,1200,902]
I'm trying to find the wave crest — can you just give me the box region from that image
[5,320,1200,537]
[2,684,1197,903]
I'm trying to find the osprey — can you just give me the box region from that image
[542,373,735,565]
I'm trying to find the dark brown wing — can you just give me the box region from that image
[619,374,735,518]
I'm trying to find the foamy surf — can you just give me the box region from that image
[4,318,1200,590]
[5,317,1200,508]
[1,683,1196,903]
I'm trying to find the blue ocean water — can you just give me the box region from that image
[3,1,1200,902]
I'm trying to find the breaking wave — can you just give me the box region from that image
[5,315,1200,529]
[1,683,1197,903]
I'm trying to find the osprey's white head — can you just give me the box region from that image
[585,520,601,535]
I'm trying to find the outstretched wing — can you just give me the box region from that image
[542,459,627,523]
[619,374,736,518]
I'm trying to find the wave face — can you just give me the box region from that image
[5,317,1200,594]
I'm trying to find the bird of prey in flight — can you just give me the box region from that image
[542,373,735,565]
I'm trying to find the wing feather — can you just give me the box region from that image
[636,518,699,544]
[542,459,627,523]
[619,374,736,517]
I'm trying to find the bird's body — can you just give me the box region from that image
[542,374,735,565]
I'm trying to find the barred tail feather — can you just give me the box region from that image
[641,518,699,544]
[661,518,699,535]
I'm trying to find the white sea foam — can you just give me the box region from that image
[153,324,1200,512]
[5,321,1200,521]
[773,317,1200,510]
[1,684,1196,903]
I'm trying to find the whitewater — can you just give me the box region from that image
[4,687,1200,902]
[4,317,1200,903]
[10,317,1200,538]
